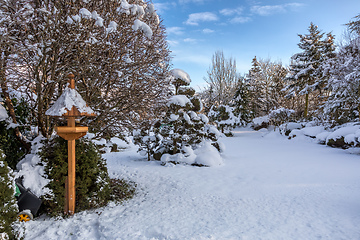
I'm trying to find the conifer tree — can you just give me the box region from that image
[246,56,262,116]
[323,36,360,122]
[232,79,251,125]
[0,150,19,239]
[286,23,326,118]
[136,69,221,165]
[346,13,360,35]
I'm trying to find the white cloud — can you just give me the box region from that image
[231,16,252,24]
[251,3,304,16]
[179,0,205,4]
[185,12,218,26]
[183,38,198,43]
[202,28,214,34]
[167,27,185,35]
[153,2,177,14]
[220,7,244,16]
[167,40,179,46]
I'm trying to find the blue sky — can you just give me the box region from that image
[152,0,360,89]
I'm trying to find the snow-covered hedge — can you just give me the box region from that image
[281,121,360,149]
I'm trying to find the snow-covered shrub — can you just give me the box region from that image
[325,125,360,149]
[133,121,161,161]
[208,105,239,136]
[252,108,294,130]
[140,69,223,166]
[0,150,19,239]
[39,137,135,216]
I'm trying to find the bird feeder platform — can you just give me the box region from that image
[55,126,88,141]
[45,73,96,215]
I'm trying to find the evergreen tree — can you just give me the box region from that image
[286,23,326,118]
[346,13,360,35]
[0,150,19,239]
[232,79,251,125]
[247,57,289,117]
[246,56,262,116]
[208,105,239,136]
[40,137,112,216]
[318,32,336,94]
[135,69,221,165]
[323,38,360,123]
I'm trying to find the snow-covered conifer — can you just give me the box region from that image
[0,150,19,239]
[232,79,251,125]
[323,37,360,123]
[285,23,330,118]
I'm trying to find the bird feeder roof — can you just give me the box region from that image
[46,79,95,117]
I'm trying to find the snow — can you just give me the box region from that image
[326,125,360,144]
[198,114,209,124]
[66,16,74,24]
[45,86,94,117]
[169,113,179,121]
[167,95,192,107]
[92,11,104,27]
[21,128,360,239]
[170,68,191,84]
[106,21,118,34]
[15,135,51,198]
[79,8,92,19]
[0,104,9,121]
[132,19,153,38]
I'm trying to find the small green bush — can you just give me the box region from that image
[0,98,30,170]
[39,137,135,216]
[0,150,19,239]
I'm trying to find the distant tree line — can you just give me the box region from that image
[201,14,360,129]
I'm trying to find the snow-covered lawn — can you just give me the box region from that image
[22,128,360,240]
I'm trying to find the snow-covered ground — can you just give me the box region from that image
[22,128,360,240]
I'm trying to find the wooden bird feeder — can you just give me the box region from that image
[45,73,96,215]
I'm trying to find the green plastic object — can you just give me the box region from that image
[15,185,21,197]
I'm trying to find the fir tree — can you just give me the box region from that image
[346,13,360,35]
[0,150,19,240]
[232,79,251,125]
[286,23,326,118]
[323,38,360,122]
[246,56,262,116]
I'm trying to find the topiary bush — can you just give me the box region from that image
[39,137,135,216]
[0,150,19,240]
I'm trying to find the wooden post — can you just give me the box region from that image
[64,176,68,214]
[47,73,95,216]
[67,116,76,215]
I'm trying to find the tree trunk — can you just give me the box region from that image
[304,93,309,118]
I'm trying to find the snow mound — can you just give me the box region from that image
[326,125,360,144]
[46,87,94,117]
[161,142,223,167]
[16,135,51,198]
[167,95,192,107]
[170,69,191,84]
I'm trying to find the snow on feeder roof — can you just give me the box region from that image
[45,74,96,117]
